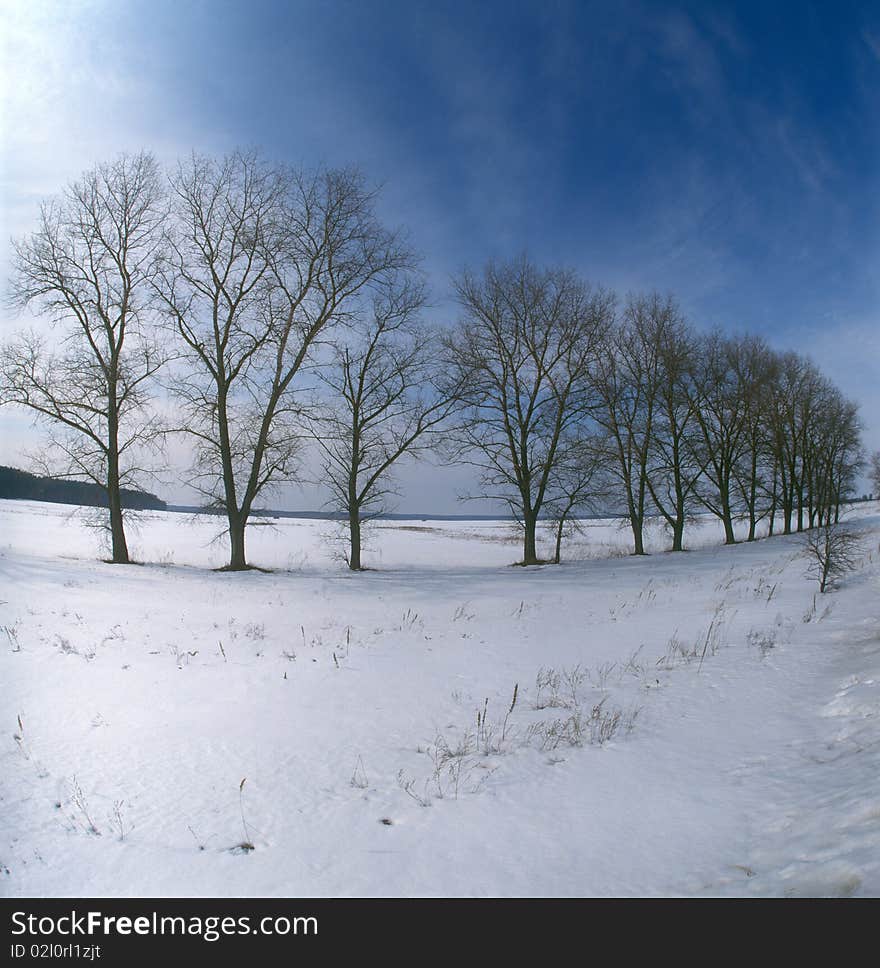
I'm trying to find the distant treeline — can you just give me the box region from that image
[0,466,166,512]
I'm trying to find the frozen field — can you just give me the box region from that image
[2,498,879,897]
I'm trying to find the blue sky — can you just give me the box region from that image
[1,0,878,510]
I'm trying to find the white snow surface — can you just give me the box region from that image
[1,499,879,898]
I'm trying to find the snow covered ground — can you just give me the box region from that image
[2,498,878,897]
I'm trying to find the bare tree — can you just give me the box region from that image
[689,332,754,544]
[728,336,777,541]
[543,433,608,563]
[631,294,701,552]
[806,388,861,527]
[443,258,609,565]
[870,451,880,499]
[1,152,166,563]
[156,151,413,569]
[767,352,830,535]
[308,274,459,570]
[801,522,863,593]
[592,293,669,555]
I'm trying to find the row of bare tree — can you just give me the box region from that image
[0,151,868,570]
[446,261,865,564]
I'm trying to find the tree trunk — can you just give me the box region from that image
[651,465,686,552]
[106,406,130,564]
[349,512,362,571]
[746,460,757,541]
[523,511,539,565]
[671,469,686,551]
[554,519,564,564]
[720,480,736,545]
[106,478,129,563]
[216,385,247,569]
[227,512,247,570]
[671,516,684,552]
[631,516,646,555]
[768,466,777,537]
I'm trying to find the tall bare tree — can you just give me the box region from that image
[643,300,703,551]
[728,336,777,541]
[592,293,669,555]
[156,151,413,569]
[767,351,802,535]
[1,152,166,562]
[689,332,755,544]
[308,274,459,570]
[443,258,609,565]
[768,353,841,535]
[805,387,861,527]
[543,432,608,563]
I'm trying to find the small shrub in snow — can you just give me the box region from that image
[424,736,499,800]
[350,755,369,789]
[427,744,471,798]
[243,622,266,641]
[452,602,475,622]
[13,713,27,758]
[397,770,432,807]
[697,604,728,671]
[3,624,21,652]
[474,699,494,753]
[654,605,728,673]
[752,576,778,602]
[747,628,777,657]
[235,777,255,853]
[170,644,198,669]
[398,608,421,630]
[70,777,100,836]
[714,566,738,592]
[802,593,818,623]
[621,646,647,679]
[12,714,48,778]
[501,683,519,743]
[432,728,476,764]
[818,601,835,621]
[401,674,638,812]
[801,523,864,593]
[54,635,94,660]
[526,699,636,751]
[656,631,697,668]
[187,824,206,851]
[590,661,617,690]
[534,665,587,709]
[109,799,132,842]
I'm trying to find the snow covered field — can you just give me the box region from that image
[2,498,879,898]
